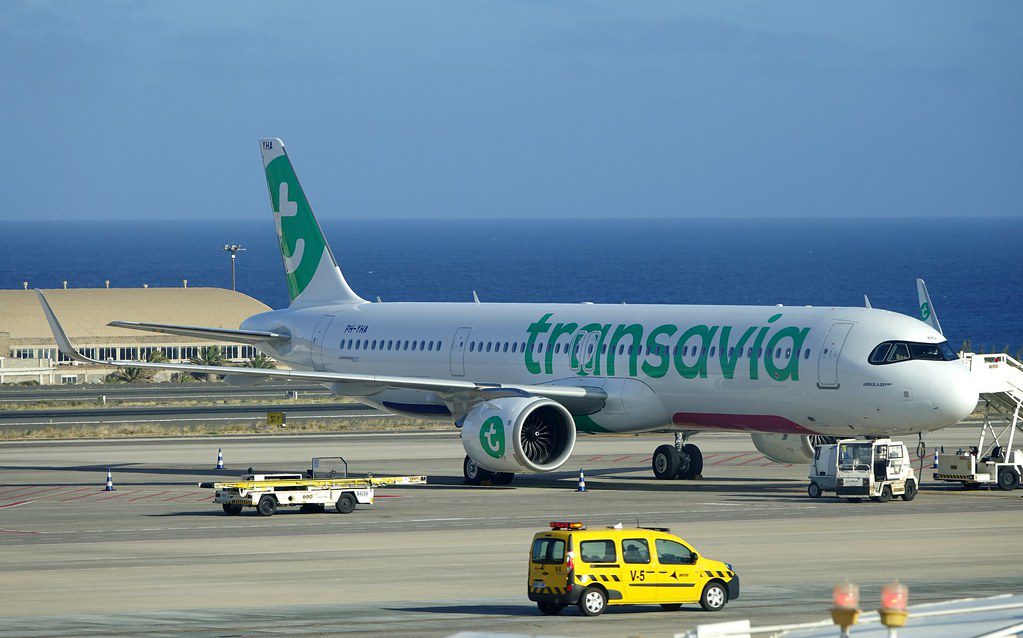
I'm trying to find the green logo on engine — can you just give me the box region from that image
[480,416,505,458]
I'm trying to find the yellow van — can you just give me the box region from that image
[528,521,738,616]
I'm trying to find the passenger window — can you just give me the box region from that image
[511,342,518,353]
[486,342,492,352]
[618,345,625,355]
[532,538,566,564]
[469,342,475,352]
[387,340,393,350]
[804,349,810,359]
[655,539,694,565]
[438,341,443,350]
[888,343,910,362]
[411,341,417,351]
[579,539,617,564]
[419,340,426,351]
[503,342,509,353]
[709,347,715,357]
[621,538,650,564]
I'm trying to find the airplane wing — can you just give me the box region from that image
[108,321,289,345]
[915,278,943,335]
[37,291,605,410]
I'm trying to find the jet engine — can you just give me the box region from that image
[461,397,576,473]
[750,433,838,464]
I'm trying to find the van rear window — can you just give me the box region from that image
[532,538,566,564]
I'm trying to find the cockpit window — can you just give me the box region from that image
[868,340,958,365]
[888,343,910,362]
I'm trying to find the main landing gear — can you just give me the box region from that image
[463,455,515,486]
[652,432,703,480]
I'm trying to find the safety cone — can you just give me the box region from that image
[104,468,115,492]
[932,447,939,469]
[216,448,224,470]
[577,468,587,492]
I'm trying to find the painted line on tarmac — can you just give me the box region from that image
[97,490,142,500]
[58,490,105,502]
[0,485,67,499]
[127,491,172,502]
[712,452,758,464]
[735,454,771,466]
[6,412,389,426]
[44,486,95,499]
[0,500,34,510]
[161,491,202,501]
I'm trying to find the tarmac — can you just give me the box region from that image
[0,422,1019,637]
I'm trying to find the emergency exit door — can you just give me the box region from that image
[450,327,472,376]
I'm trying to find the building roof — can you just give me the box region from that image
[0,288,272,345]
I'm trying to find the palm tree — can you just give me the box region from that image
[106,366,152,383]
[246,353,277,369]
[189,346,226,381]
[148,348,169,363]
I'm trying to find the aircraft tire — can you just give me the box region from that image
[491,472,515,486]
[676,443,703,479]
[463,455,493,486]
[652,445,681,480]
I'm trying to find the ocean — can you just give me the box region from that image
[2,217,1020,353]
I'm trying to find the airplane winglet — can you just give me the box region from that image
[864,295,872,309]
[35,290,103,365]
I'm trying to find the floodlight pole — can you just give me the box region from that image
[222,244,246,291]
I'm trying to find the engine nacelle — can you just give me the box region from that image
[461,397,576,473]
[750,433,837,464]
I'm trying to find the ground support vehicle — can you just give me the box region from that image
[528,521,738,617]
[935,399,1022,491]
[200,472,426,516]
[808,439,917,502]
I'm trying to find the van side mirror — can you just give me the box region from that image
[689,553,698,564]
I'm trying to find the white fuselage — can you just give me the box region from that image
[242,301,977,438]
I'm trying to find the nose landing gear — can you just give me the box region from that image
[652,432,703,480]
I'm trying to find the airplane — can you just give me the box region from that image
[36,138,979,486]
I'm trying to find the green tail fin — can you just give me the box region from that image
[260,138,363,306]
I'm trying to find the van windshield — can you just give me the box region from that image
[532,537,566,564]
[839,443,872,471]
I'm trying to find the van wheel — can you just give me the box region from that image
[222,503,243,516]
[997,467,1019,491]
[336,493,356,514]
[578,586,606,616]
[537,601,565,615]
[808,482,822,498]
[463,456,493,486]
[700,581,728,611]
[660,603,682,611]
[256,495,277,517]
[653,445,680,480]
[878,485,893,503]
[901,480,917,501]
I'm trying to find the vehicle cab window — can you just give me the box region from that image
[579,539,617,563]
[621,538,650,564]
[655,538,694,565]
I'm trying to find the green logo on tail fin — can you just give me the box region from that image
[265,156,327,301]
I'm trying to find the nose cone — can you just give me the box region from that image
[932,363,979,425]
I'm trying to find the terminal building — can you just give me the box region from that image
[0,287,272,384]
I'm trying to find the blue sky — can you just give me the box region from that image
[1,1,1020,219]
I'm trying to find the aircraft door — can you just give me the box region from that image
[450,327,471,376]
[817,322,853,389]
[311,314,335,371]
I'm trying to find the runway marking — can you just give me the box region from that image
[0,528,38,534]
[162,492,201,502]
[712,452,758,465]
[127,491,172,501]
[59,489,105,501]
[44,486,95,499]
[97,490,141,500]
[735,455,771,466]
[612,455,632,462]
[0,500,34,510]
[8,485,73,498]
[8,413,392,426]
